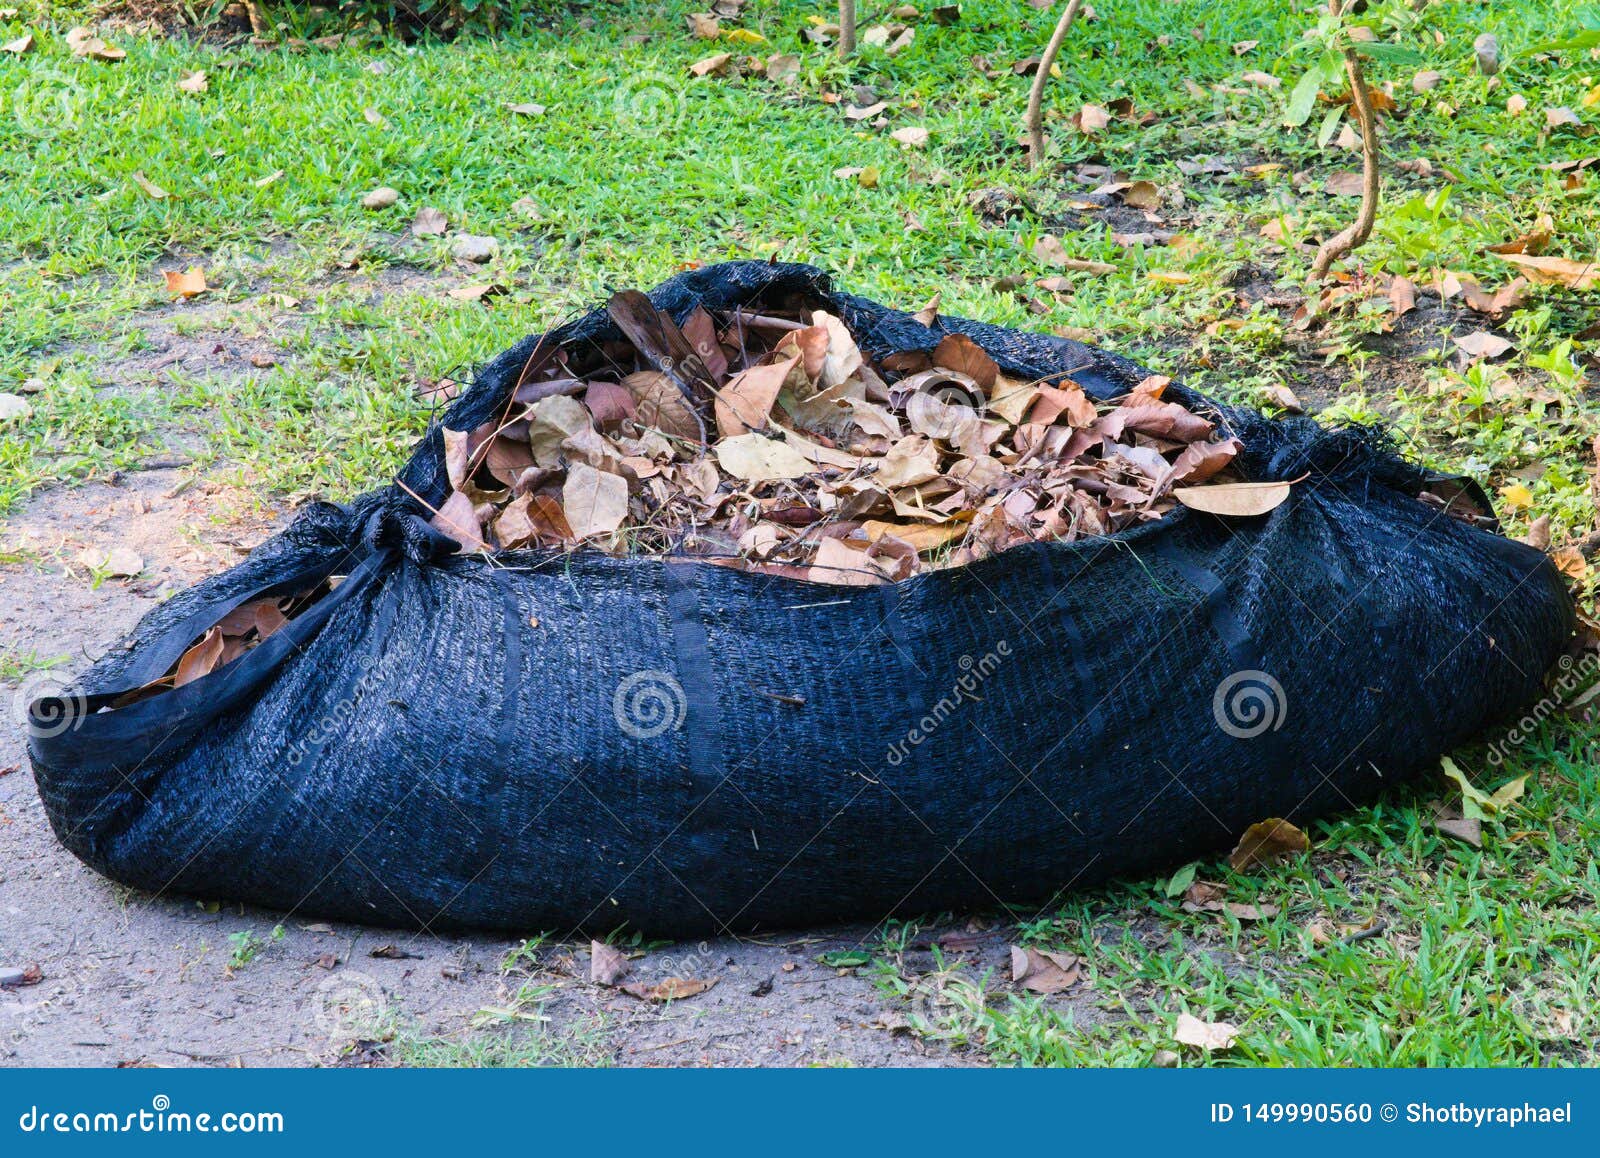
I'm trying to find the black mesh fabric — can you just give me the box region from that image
[28,262,1573,935]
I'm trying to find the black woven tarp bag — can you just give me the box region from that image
[29,261,1573,935]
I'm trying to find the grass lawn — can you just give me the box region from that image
[2,0,1598,1066]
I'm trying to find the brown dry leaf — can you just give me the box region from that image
[809,537,884,585]
[1009,946,1082,995]
[589,940,630,986]
[686,11,720,38]
[1076,103,1111,134]
[690,52,733,76]
[1435,814,1482,847]
[1324,170,1364,197]
[1493,253,1598,290]
[562,463,630,539]
[448,283,507,304]
[1228,818,1310,872]
[1262,383,1303,413]
[1551,546,1588,581]
[765,53,800,82]
[932,334,998,391]
[1452,331,1515,360]
[174,627,225,688]
[715,433,814,482]
[2,33,33,54]
[1389,275,1416,317]
[163,267,207,299]
[622,370,704,445]
[1239,70,1280,89]
[1174,480,1291,517]
[1122,180,1161,209]
[621,977,716,1003]
[715,356,797,437]
[862,519,969,553]
[1546,106,1581,129]
[891,126,931,148]
[177,69,208,94]
[412,206,449,235]
[430,490,487,552]
[66,27,124,60]
[505,102,545,117]
[1173,1012,1239,1051]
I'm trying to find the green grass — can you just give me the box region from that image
[3,0,1598,1066]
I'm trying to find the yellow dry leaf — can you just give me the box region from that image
[1499,482,1534,511]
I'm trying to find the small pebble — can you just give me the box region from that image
[0,967,28,987]
[1474,33,1499,76]
[451,234,499,264]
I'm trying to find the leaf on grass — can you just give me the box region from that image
[1009,946,1082,994]
[1174,1012,1239,1051]
[448,283,507,303]
[1492,253,1598,291]
[689,52,733,77]
[163,267,207,299]
[562,463,629,539]
[715,433,814,482]
[2,33,33,54]
[1439,756,1526,823]
[177,69,208,94]
[66,27,124,60]
[505,102,546,117]
[1174,479,1290,517]
[891,126,930,148]
[589,940,630,986]
[1228,818,1309,872]
[412,206,448,235]
[621,977,716,1002]
[132,171,169,200]
[1075,103,1111,134]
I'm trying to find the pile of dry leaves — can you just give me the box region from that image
[423,290,1267,586]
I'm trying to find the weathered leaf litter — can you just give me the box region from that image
[425,288,1265,586]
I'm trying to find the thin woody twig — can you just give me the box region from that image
[1024,0,1087,169]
